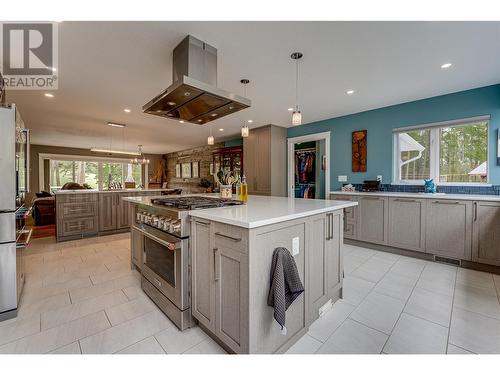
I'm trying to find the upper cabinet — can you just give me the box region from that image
[243,125,287,196]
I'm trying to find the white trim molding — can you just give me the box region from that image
[287,131,331,198]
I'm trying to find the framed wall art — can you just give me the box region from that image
[181,162,192,178]
[352,130,367,172]
[192,161,200,178]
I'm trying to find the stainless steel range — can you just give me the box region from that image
[131,196,243,330]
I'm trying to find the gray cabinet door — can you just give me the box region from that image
[330,195,358,239]
[472,201,500,266]
[358,196,388,244]
[191,220,216,331]
[425,200,472,260]
[98,193,117,232]
[388,198,425,252]
[117,193,131,229]
[309,213,329,313]
[131,228,143,267]
[214,244,249,353]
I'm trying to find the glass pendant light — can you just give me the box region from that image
[240,79,250,137]
[207,124,214,145]
[130,145,150,165]
[291,52,303,126]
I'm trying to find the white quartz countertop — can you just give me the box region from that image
[124,195,357,228]
[330,190,500,202]
[55,188,176,194]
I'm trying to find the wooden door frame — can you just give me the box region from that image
[287,131,331,198]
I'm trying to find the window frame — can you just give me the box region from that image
[392,115,490,186]
[40,153,147,192]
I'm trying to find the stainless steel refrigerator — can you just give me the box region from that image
[0,103,31,321]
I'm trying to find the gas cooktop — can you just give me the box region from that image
[151,196,244,210]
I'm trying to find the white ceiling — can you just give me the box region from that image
[6,21,500,154]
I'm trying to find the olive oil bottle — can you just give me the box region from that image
[240,175,248,203]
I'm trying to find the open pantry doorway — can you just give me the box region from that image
[287,132,330,199]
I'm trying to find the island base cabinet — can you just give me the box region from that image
[191,219,216,331]
[472,201,500,266]
[309,212,342,319]
[425,200,472,260]
[214,244,249,353]
[131,228,144,268]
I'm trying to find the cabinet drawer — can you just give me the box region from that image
[59,217,98,237]
[58,202,97,218]
[213,222,248,253]
[57,193,97,203]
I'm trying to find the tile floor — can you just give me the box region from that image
[0,235,499,354]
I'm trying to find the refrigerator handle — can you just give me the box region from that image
[21,129,30,193]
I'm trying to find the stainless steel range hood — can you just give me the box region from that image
[143,35,251,125]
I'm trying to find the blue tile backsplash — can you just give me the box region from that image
[349,184,500,196]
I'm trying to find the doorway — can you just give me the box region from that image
[287,132,330,199]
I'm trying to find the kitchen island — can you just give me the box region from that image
[124,194,357,354]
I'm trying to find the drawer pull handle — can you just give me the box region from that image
[214,248,220,281]
[433,201,460,205]
[215,232,242,242]
[394,199,416,203]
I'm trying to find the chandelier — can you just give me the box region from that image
[131,145,150,165]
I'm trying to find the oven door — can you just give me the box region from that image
[137,226,190,311]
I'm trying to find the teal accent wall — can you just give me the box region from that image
[224,138,243,147]
[287,84,500,190]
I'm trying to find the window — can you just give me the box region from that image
[394,117,489,184]
[48,157,144,191]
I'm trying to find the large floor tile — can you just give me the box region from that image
[117,336,166,354]
[371,251,401,264]
[155,326,210,354]
[90,268,136,285]
[183,338,226,354]
[21,276,92,304]
[389,258,425,280]
[453,283,500,320]
[350,291,405,334]
[350,258,393,283]
[41,290,128,330]
[449,307,500,354]
[49,341,82,354]
[342,275,375,306]
[79,309,174,354]
[69,273,139,302]
[416,269,456,297]
[285,334,323,354]
[0,315,41,346]
[0,311,110,354]
[122,285,144,301]
[317,319,388,354]
[383,313,448,354]
[456,268,496,291]
[343,254,367,274]
[105,296,157,326]
[18,292,71,318]
[308,300,356,342]
[405,287,453,327]
[447,344,475,354]
[373,272,417,301]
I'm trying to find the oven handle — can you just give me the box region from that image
[132,225,180,249]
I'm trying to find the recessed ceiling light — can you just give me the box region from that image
[44,93,54,98]
[247,120,253,123]
[50,67,57,72]
[287,108,294,112]
[123,108,131,113]
[441,63,452,69]
[179,120,185,124]
[346,90,355,95]
[219,128,224,132]
[211,113,218,117]
[167,101,176,106]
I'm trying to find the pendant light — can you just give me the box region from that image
[291,52,303,126]
[240,79,250,138]
[130,145,150,165]
[207,124,214,145]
